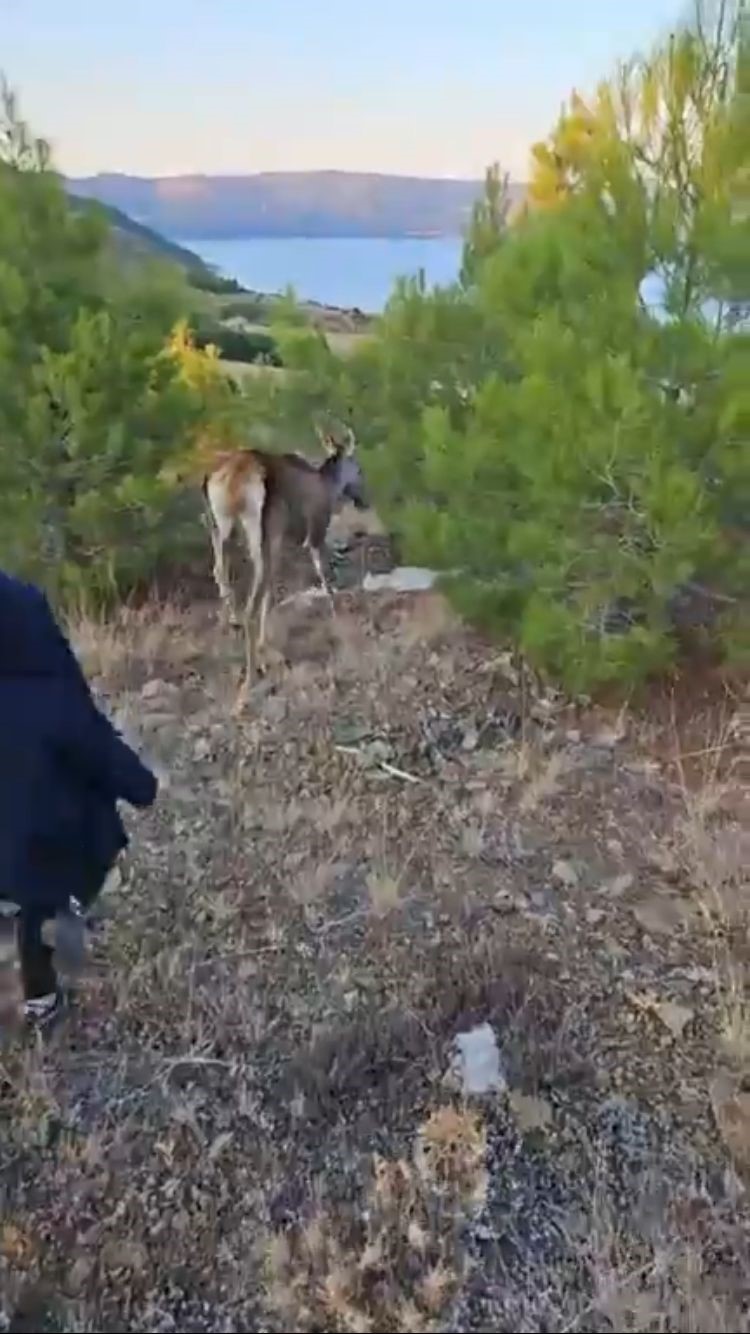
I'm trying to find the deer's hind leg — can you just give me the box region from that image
[255,511,284,663]
[308,543,335,610]
[304,513,335,608]
[237,477,269,683]
[205,490,237,627]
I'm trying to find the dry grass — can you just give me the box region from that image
[669,712,750,1076]
[1,574,748,1332]
[68,602,201,685]
[267,1105,484,1333]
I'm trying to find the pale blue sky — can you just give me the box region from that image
[4,0,683,178]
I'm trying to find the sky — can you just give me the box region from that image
[3,0,685,180]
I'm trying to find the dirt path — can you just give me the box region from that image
[0,581,747,1332]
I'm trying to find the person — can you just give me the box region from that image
[0,569,157,1029]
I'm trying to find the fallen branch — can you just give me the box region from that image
[334,743,422,784]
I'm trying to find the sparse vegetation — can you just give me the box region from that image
[68,194,241,293]
[193,321,282,366]
[1,569,747,1332]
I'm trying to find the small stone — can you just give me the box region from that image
[68,1255,95,1293]
[654,1000,694,1038]
[509,1090,553,1132]
[586,907,606,926]
[600,872,634,897]
[633,894,692,936]
[365,738,392,764]
[552,859,578,887]
[592,724,626,748]
[140,677,178,702]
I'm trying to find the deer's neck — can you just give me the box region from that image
[319,455,345,497]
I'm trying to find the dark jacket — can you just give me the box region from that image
[0,570,157,913]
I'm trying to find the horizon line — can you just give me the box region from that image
[65,167,526,184]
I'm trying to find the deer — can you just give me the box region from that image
[201,424,368,691]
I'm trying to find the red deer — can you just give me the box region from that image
[202,426,367,686]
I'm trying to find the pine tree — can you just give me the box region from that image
[347,3,749,688]
[460,163,512,287]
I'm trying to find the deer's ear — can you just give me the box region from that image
[315,424,337,456]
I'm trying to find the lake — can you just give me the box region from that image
[184,236,464,313]
[184,236,736,328]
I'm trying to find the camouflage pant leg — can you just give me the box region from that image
[0,906,20,1029]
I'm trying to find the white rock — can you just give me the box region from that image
[193,736,212,761]
[452,1022,506,1096]
[592,725,626,748]
[600,871,634,897]
[552,859,579,887]
[140,677,178,702]
[362,567,440,593]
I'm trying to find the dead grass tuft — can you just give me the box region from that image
[69,601,201,689]
[267,1107,484,1332]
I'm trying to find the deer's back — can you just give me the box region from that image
[207,448,331,544]
[263,451,330,521]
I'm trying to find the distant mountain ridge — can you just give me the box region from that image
[65,170,521,239]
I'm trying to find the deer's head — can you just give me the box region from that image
[317,424,368,511]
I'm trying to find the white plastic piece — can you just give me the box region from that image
[452,1022,507,1095]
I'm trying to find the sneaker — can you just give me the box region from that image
[23,989,67,1030]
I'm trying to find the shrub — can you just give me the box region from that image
[193,321,282,365]
[189,266,245,295]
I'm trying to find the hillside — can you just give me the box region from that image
[0,549,747,1332]
[67,194,244,292]
[65,170,518,238]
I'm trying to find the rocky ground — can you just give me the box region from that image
[0,535,748,1333]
